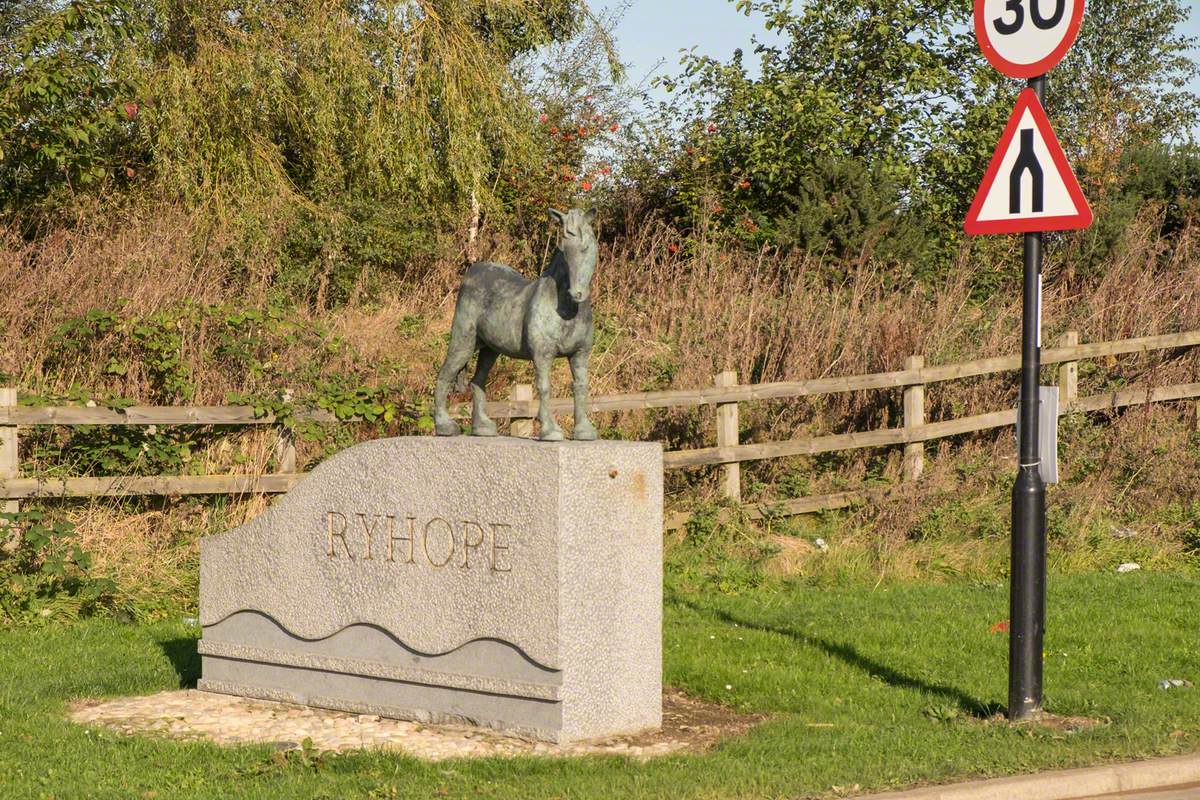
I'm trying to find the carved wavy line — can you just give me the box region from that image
[202,608,559,674]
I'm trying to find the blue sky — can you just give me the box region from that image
[598,0,779,93]
[599,0,1200,101]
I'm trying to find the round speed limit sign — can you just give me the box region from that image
[974,0,1085,78]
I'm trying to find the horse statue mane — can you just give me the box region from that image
[433,207,598,441]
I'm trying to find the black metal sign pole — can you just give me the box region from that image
[1008,73,1048,723]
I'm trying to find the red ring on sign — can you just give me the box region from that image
[974,0,1086,79]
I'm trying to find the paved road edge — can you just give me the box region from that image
[855,752,1200,800]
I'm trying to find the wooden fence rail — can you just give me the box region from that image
[1,329,1198,513]
[0,474,304,500]
[662,382,1200,470]
[473,329,1200,418]
[0,406,337,426]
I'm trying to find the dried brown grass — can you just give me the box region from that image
[5,203,1197,416]
[1,205,240,380]
[3,204,1200,603]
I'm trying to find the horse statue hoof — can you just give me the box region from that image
[434,420,461,437]
[539,428,565,442]
[472,420,498,437]
[573,424,598,441]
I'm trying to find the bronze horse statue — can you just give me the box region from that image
[434,208,597,441]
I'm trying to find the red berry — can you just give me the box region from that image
[124,101,139,120]
[549,126,559,135]
[668,243,679,255]
[539,113,548,124]
[610,123,619,132]
[580,181,593,191]
[125,166,136,178]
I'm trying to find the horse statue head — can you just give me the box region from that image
[549,207,597,304]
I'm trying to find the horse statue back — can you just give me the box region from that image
[433,208,597,441]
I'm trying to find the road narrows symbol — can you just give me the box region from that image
[1009,129,1044,214]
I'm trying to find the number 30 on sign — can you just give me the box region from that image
[974,0,1085,78]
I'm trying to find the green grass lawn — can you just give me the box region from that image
[3,572,1200,799]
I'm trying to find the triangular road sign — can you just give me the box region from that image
[964,88,1092,235]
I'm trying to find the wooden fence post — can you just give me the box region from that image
[273,390,296,474]
[903,356,925,482]
[1058,331,1079,408]
[510,383,535,438]
[714,370,741,503]
[1,388,18,519]
[274,428,297,474]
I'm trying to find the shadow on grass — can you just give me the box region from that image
[669,590,1003,719]
[158,638,201,688]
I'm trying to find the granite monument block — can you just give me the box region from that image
[198,436,663,744]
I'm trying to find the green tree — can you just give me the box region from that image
[1,0,607,301]
[656,0,979,259]
[1054,0,1199,180]
[653,0,1200,272]
[0,0,144,214]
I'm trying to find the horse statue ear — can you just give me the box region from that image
[548,208,567,226]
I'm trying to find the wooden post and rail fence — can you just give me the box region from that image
[2,330,1200,527]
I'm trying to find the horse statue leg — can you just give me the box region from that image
[533,352,564,441]
[433,316,478,436]
[568,347,597,440]
[469,347,499,436]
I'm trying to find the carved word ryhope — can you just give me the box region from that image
[324,511,513,572]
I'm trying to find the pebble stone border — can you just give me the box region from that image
[69,690,692,761]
